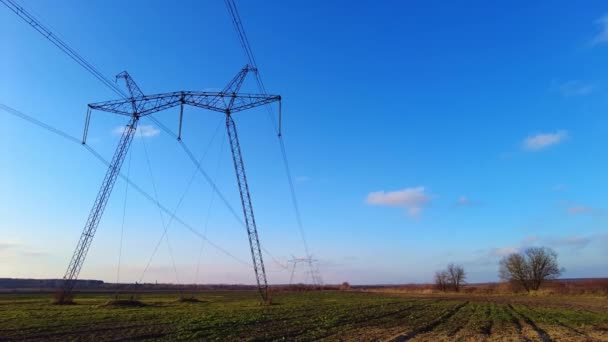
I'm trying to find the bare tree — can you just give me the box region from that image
[434,271,449,292]
[526,247,562,290]
[499,247,562,292]
[434,264,466,292]
[447,264,466,292]
[499,253,530,291]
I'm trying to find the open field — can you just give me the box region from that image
[0,291,607,341]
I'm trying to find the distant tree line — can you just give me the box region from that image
[434,263,466,292]
[434,246,562,293]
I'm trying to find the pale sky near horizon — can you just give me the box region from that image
[1,0,607,285]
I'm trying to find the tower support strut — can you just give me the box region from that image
[57,116,138,303]
[226,113,269,302]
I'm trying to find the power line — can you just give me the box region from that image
[195,132,226,284]
[1,102,283,272]
[84,144,252,268]
[3,0,290,295]
[0,103,81,144]
[0,103,251,268]
[149,116,288,271]
[0,0,128,99]
[224,0,277,131]
[140,116,224,283]
[223,0,314,274]
[116,149,132,285]
[139,126,180,285]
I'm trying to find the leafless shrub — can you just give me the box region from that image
[339,282,351,291]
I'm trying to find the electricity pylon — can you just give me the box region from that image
[57,72,142,303]
[59,66,280,303]
[287,255,323,287]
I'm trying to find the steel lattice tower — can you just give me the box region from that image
[287,256,323,287]
[59,66,280,303]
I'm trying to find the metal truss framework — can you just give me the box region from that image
[287,256,323,287]
[61,65,280,303]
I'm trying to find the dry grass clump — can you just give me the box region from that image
[51,291,75,305]
[103,299,146,307]
[176,296,203,303]
[103,296,146,307]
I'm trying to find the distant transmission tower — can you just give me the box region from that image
[288,255,323,287]
[57,66,281,304]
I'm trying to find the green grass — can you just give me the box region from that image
[0,291,607,341]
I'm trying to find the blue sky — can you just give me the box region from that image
[1,0,607,285]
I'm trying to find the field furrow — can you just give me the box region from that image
[1,291,607,341]
[387,301,469,341]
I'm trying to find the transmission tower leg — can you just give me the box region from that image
[56,117,139,304]
[225,114,269,303]
[289,262,297,285]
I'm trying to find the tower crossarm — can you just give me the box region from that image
[88,91,280,116]
[88,92,185,116]
[184,92,280,113]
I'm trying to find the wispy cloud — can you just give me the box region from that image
[0,241,18,251]
[0,241,48,258]
[489,246,520,257]
[566,205,593,215]
[559,80,595,97]
[456,196,471,206]
[552,184,566,192]
[486,233,600,258]
[455,195,480,207]
[19,250,50,257]
[591,14,608,46]
[548,236,591,249]
[295,176,310,183]
[366,186,431,217]
[522,130,568,151]
[113,124,160,138]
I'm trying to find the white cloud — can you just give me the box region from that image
[366,187,431,217]
[113,124,160,138]
[490,246,520,258]
[295,176,310,183]
[559,81,595,97]
[552,184,566,192]
[591,15,608,46]
[522,130,568,151]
